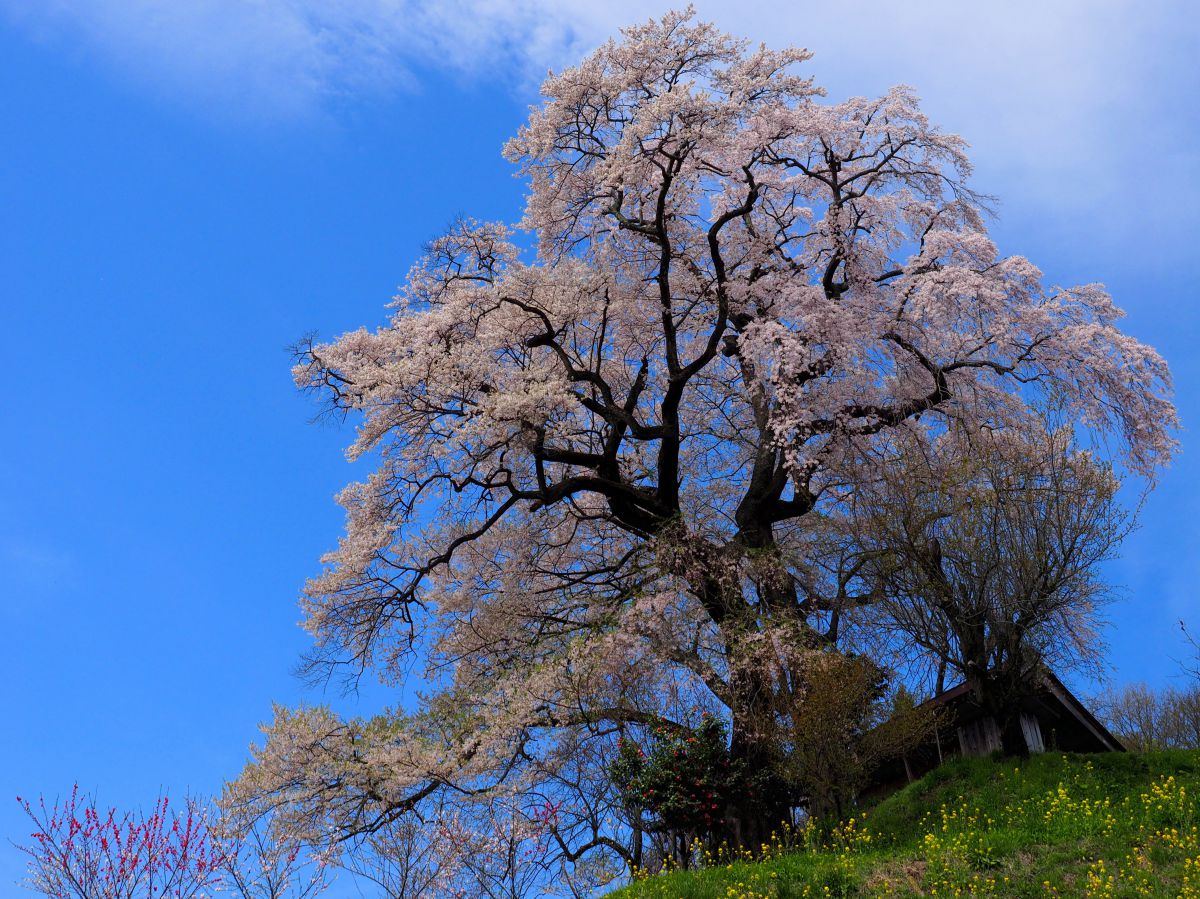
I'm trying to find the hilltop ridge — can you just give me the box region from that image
[611,751,1200,898]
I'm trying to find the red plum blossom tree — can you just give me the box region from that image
[15,788,223,899]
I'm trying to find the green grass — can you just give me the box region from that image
[609,751,1200,898]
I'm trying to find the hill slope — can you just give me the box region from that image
[610,750,1200,898]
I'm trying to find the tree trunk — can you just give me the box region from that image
[727,667,792,851]
[968,671,1030,758]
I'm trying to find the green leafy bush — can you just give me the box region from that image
[611,715,764,842]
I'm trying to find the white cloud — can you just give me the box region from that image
[3,1,1197,242]
[5,2,1191,112]
[0,0,626,115]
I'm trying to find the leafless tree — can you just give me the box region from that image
[852,415,1131,755]
[1096,682,1200,751]
[1181,621,1200,681]
[333,818,449,899]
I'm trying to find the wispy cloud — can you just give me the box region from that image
[5,2,1193,113]
[0,0,638,115]
[3,1,1197,236]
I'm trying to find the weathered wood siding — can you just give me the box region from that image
[957,716,1002,756]
[1020,711,1045,753]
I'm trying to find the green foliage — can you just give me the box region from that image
[780,654,937,820]
[611,715,760,840]
[609,751,1200,897]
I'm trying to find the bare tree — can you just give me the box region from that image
[853,416,1131,755]
[1166,688,1200,749]
[1181,620,1200,681]
[1096,683,1200,751]
[334,820,444,899]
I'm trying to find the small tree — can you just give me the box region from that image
[610,715,776,869]
[332,818,448,899]
[1166,688,1200,749]
[1182,621,1200,682]
[778,653,936,819]
[15,788,224,899]
[211,809,331,899]
[854,416,1130,755]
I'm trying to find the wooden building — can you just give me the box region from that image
[864,670,1124,800]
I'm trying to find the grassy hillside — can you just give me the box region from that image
[610,751,1200,898]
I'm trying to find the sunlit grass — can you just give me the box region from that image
[610,751,1200,898]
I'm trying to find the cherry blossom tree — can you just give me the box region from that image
[229,8,1176,889]
[209,807,332,899]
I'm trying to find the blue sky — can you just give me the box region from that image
[1,0,1197,892]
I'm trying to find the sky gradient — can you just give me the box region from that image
[2,2,1197,893]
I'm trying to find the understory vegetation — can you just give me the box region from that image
[611,751,1200,898]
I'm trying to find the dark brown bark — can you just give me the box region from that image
[726,661,793,849]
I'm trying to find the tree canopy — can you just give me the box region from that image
[228,10,1176,894]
